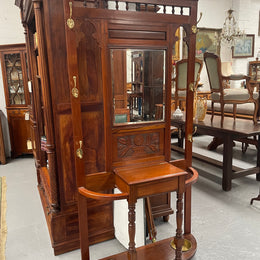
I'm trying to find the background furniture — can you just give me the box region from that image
[172,114,260,191]
[204,52,259,124]
[0,112,6,164]
[173,58,203,109]
[0,44,32,158]
[249,59,260,83]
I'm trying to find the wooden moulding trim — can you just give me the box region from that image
[39,167,52,206]
[112,122,165,133]
[108,22,166,32]
[108,30,166,40]
[75,7,190,25]
[0,43,26,52]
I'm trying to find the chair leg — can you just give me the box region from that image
[211,101,214,122]
[220,102,224,125]
[253,100,259,125]
[233,104,237,120]
[78,193,90,260]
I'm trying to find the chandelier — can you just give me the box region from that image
[218,9,244,46]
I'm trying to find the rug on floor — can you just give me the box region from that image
[0,176,7,260]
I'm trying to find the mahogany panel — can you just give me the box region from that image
[81,111,106,174]
[42,0,70,104]
[7,108,31,158]
[58,113,76,204]
[77,19,103,103]
[87,202,114,237]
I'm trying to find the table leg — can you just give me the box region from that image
[128,202,137,260]
[174,190,184,260]
[250,134,260,204]
[178,127,184,148]
[256,134,260,181]
[222,135,233,191]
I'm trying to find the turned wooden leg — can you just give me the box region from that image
[128,202,137,260]
[174,190,184,260]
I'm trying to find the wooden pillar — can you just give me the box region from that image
[33,0,59,211]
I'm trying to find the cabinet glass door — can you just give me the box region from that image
[4,53,26,105]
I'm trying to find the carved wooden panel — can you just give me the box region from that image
[112,127,164,163]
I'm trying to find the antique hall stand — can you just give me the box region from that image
[16,0,199,258]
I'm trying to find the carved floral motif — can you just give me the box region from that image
[117,133,159,158]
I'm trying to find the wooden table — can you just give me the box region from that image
[101,162,193,260]
[172,114,260,191]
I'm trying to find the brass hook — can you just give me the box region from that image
[71,75,79,98]
[189,83,195,92]
[76,140,83,159]
[187,126,197,143]
[193,126,197,135]
[67,2,75,29]
[187,134,193,143]
[191,12,203,34]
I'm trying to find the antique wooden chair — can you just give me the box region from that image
[203,52,259,124]
[174,58,203,109]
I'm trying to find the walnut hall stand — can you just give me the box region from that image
[16,0,201,257]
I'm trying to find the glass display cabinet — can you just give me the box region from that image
[0,43,32,157]
[249,59,260,83]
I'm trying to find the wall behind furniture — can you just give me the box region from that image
[198,0,260,90]
[0,1,25,157]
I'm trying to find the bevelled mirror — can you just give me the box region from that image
[111,49,166,125]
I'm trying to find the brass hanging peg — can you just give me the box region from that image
[72,76,79,98]
[67,1,75,29]
[76,141,83,159]
[187,126,197,143]
[189,83,195,92]
[191,12,203,34]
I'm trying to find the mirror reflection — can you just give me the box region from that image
[111,49,165,125]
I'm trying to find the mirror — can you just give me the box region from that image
[111,49,166,125]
